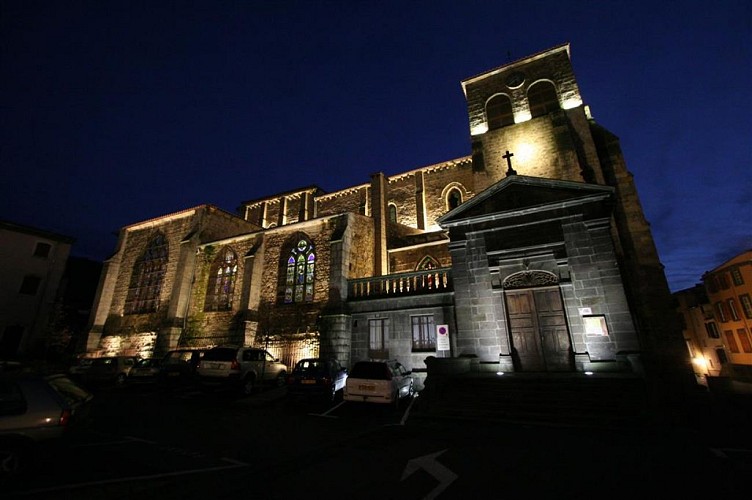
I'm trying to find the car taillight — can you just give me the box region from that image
[230,359,240,371]
[59,409,72,427]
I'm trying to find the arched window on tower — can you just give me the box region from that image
[446,188,462,211]
[284,238,315,303]
[205,247,239,312]
[124,233,168,314]
[486,94,514,129]
[527,81,560,118]
[388,204,397,223]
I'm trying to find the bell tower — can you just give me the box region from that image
[461,43,604,192]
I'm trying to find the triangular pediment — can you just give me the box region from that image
[438,175,614,226]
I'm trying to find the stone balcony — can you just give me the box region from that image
[348,268,453,300]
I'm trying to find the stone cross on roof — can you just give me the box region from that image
[503,150,517,177]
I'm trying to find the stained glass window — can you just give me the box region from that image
[125,233,168,314]
[205,247,239,312]
[284,238,315,303]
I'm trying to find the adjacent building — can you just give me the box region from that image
[0,220,75,358]
[85,44,690,391]
[674,284,725,385]
[702,249,752,384]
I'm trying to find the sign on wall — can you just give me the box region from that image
[436,324,450,352]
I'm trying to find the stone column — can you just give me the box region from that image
[370,172,388,276]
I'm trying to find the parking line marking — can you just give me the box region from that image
[124,436,156,444]
[308,413,339,419]
[221,457,249,466]
[320,400,346,417]
[400,394,417,426]
[16,463,249,495]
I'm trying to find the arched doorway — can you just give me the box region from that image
[503,271,573,372]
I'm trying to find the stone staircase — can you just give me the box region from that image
[409,372,653,428]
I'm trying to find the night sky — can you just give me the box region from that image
[2,0,750,293]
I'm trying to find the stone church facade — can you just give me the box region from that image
[86,44,688,382]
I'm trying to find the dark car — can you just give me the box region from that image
[82,356,139,387]
[0,373,94,480]
[158,349,207,387]
[286,358,348,402]
[126,358,162,386]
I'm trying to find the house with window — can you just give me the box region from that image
[674,284,726,385]
[0,220,74,358]
[85,44,690,390]
[702,249,752,384]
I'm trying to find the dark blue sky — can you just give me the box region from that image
[2,0,750,292]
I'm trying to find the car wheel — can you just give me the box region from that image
[276,371,287,387]
[116,373,127,387]
[241,375,255,395]
[0,440,26,481]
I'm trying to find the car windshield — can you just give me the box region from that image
[350,362,391,380]
[202,347,238,362]
[163,351,190,364]
[91,358,115,367]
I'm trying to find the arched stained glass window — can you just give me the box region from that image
[205,247,239,312]
[388,204,397,223]
[417,255,439,271]
[124,233,168,315]
[284,239,315,303]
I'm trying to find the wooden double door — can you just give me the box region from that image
[505,287,573,372]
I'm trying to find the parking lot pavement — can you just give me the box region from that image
[5,430,249,499]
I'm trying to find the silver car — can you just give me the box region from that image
[197,346,287,395]
[0,373,94,479]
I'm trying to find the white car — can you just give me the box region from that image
[196,346,287,395]
[344,360,414,406]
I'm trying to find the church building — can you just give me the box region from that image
[86,44,689,385]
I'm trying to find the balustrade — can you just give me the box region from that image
[348,268,452,300]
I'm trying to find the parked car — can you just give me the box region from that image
[286,358,348,402]
[197,346,287,395]
[157,348,207,387]
[0,373,94,480]
[343,360,414,406]
[82,356,139,387]
[67,356,95,382]
[126,358,162,386]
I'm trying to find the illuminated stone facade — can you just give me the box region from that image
[87,44,689,384]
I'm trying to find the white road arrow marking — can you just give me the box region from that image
[401,449,458,500]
